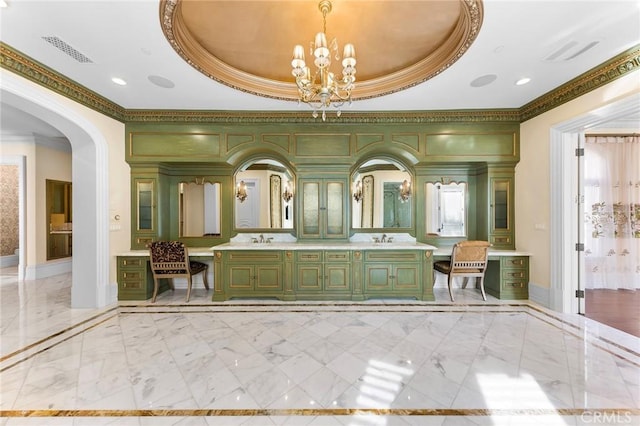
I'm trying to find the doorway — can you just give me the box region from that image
[550,93,640,323]
[582,134,640,337]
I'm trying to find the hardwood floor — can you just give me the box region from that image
[585,289,640,338]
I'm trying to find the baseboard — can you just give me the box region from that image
[0,254,18,268]
[25,258,72,280]
[528,282,550,308]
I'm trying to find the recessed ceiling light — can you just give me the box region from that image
[515,77,531,86]
[111,77,127,86]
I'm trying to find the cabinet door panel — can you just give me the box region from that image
[365,265,392,290]
[326,181,344,236]
[302,181,320,236]
[256,266,282,290]
[297,264,322,291]
[326,264,350,291]
[394,266,419,290]
[228,266,253,289]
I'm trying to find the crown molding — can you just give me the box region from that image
[124,109,521,124]
[0,43,127,122]
[520,44,640,123]
[2,42,638,125]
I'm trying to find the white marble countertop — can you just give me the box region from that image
[212,241,437,251]
[432,248,532,257]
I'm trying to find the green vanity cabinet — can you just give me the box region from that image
[363,250,424,299]
[221,250,284,299]
[298,178,348,240]
[117,256,155,300]
[489,173,515,249]
[295,250,351,298]
[484,256,529,299]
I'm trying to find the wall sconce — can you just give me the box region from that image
[353,180,363,202]
[399,179,411,202]
[282,181,294,202]
[236,180,248,202]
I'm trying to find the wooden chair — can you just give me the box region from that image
[148,241,209,302]
[433,240,490,301]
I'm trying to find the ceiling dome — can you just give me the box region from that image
[161,0,483,101]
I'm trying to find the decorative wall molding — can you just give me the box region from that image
[2,42,638,125]
[25,258,71,281]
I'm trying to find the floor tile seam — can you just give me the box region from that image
[523,306,640,360]
[0,314,118,373]
[0,306,118,363]
[523,311,640,368]
[1,408,638,417]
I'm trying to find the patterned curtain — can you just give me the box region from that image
[584,135,640,289]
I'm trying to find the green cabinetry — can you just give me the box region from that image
[216,250,284,300]
[117,256,156,300]
[298,178,348,240]
[295,250,351,298]
[363,250,424,299]
[484,256,529,299]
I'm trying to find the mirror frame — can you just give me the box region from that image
[232,154,297,234]
[350,155,415,234]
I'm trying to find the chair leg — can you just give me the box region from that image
[447,274,455,302]
[186,276,193,302]
[479,276,487,301]
[152,277,159,303]
[202,267,209,290]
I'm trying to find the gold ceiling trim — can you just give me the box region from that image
[0,42,126,122]
[160,0,484,102]
[520,44,640,122]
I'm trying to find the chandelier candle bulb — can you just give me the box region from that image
[292,0,356,119]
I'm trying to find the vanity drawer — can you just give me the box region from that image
[503,257,528,269]
[364,250,420,262]
[120,279,144,290]
[296,251,322,262]
[502,269,528,280]
[119,257,146,268]
[227,250,282,262]
[325,251,350,262]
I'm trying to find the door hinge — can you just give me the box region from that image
[575,243,585,251]
[575,148,585,156]
[575,289,585,298]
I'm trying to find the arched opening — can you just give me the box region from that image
[1,71,111,308]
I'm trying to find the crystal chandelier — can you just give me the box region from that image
[291,0,356,121]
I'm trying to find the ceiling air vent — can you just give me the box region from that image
[544,40,600,62]
[42,36,93,63]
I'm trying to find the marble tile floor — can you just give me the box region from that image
[1,268,639,425]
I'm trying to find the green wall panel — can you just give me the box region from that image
[129,132,220,160]
[295,134,351,157]
[355,134,385,152]
[262,134,292,153]
[227,134,255,151]
[425,132,517,159]
[391,133,421,154]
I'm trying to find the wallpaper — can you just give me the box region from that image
[0,165,19,256]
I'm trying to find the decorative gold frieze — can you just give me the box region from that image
[520,44,640,122]
[0,43,126,122]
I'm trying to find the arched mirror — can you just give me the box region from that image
[234,159,294,230]
[352,159,412,229]
[178,181,222,237]
[426,182,467,237]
